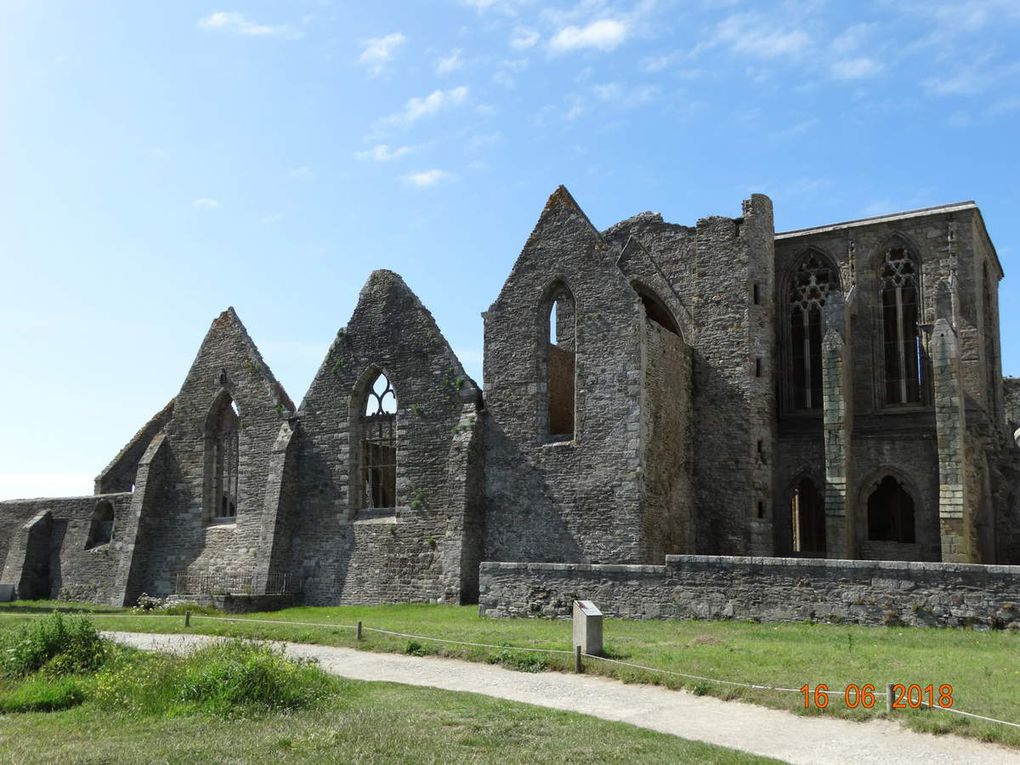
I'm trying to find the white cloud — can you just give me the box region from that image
[593,82,660,107]
[383,86,469,127]
[355,144,413,161]
[511,26,540,49]
[404,169,453,187]
[831,56,882,80]
[290,166,316,180]
[550,19,629,53]
[197,12,298,39]
[358,32,406,74]
[193,197,220,210]
[711,14,810,59]
[259,212,283,225]
[436,49,463,74]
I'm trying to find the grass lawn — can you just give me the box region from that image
[0,614,772,765]
[2,601,1018,748]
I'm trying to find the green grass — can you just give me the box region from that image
[0,616,772,765]
[2,601,1018,747]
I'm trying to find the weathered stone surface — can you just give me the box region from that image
[1,191,1017,612]
[478,556,1020,629]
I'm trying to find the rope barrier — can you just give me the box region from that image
[4,607,1018,729]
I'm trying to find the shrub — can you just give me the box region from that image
[0,612,108,678]
[488,645,548,673]
[174,641,333,716]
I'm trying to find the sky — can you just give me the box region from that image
[2,0,1019,500]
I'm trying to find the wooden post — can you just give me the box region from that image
[184,610,191,628]
[356,620,363,641]
[574,645,582,673]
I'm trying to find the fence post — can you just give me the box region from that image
[184,610,191,628]
[886,684,894,714]
[356,621,363,641]
[574,645,583,673]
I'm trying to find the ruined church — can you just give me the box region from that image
[2,187,1018,607]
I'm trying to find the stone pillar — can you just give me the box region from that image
[821,294,853,558]
[931,318,969,562]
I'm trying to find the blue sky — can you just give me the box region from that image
[2,0,1019,499]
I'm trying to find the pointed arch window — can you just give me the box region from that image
[788,254,838,410]
[360,372,397,509]
[790,477,825,554]
[545,283,576,439]
[206,395,239,522]
[881,246,923,405]
[867,475,915,543]
[85,500,114,549]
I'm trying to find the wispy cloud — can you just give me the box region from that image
[831,57,881,80]
[550,19,629,53]
[359,32,406,74]
[435,49,463,74]
[768,118,819,140]
[289,166,316,180]
[383,86,469,127]
[404,169,454,187]
[197,12,299,39]
[355,144,413,161]
[193,197,221,210]
[259,212,283,225]
[511,26,540,50]
[710,14,810,59]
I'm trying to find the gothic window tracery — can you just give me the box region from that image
[788,253,838,410]
[880,246,923,405]
[360,372,397,509]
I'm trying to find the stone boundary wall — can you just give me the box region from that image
[478,555,1020,629]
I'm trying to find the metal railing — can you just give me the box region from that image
[173,571,295,596]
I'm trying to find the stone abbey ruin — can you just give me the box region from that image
[2,187,1019,625]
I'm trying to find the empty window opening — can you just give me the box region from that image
[752,282,761,305]
[546,284,576,438]
[755,357,763,377]
[790,477,825,553]
[634,284,681,336]
[361,372,397,509]
[757,500,765,519]
[756,440,765,461]
[881,247,923,405]
[867,475,915,543]
[789,254,837,410]
[85,501,114,549]
[207,395,239,521]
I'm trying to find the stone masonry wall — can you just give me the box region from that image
[291,270,483,605]
[127,308,295,597]
[0,494,133,602]
[639,319,692,559]
[478,556,1020,628]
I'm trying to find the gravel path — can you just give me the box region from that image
[105,631,1019,765]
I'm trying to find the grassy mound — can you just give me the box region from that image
[0,611,107,678]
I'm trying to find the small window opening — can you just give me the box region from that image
[755,357,763,377]
[757,500,765,519]
[546,284,576,438]
[790,477,825,553]
[85,501,114,549]
[360,372,397,508]
[867,475,915,543]
[756,440,765,460]
[752,283,761,305]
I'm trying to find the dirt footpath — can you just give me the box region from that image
[105,631,1020,765]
